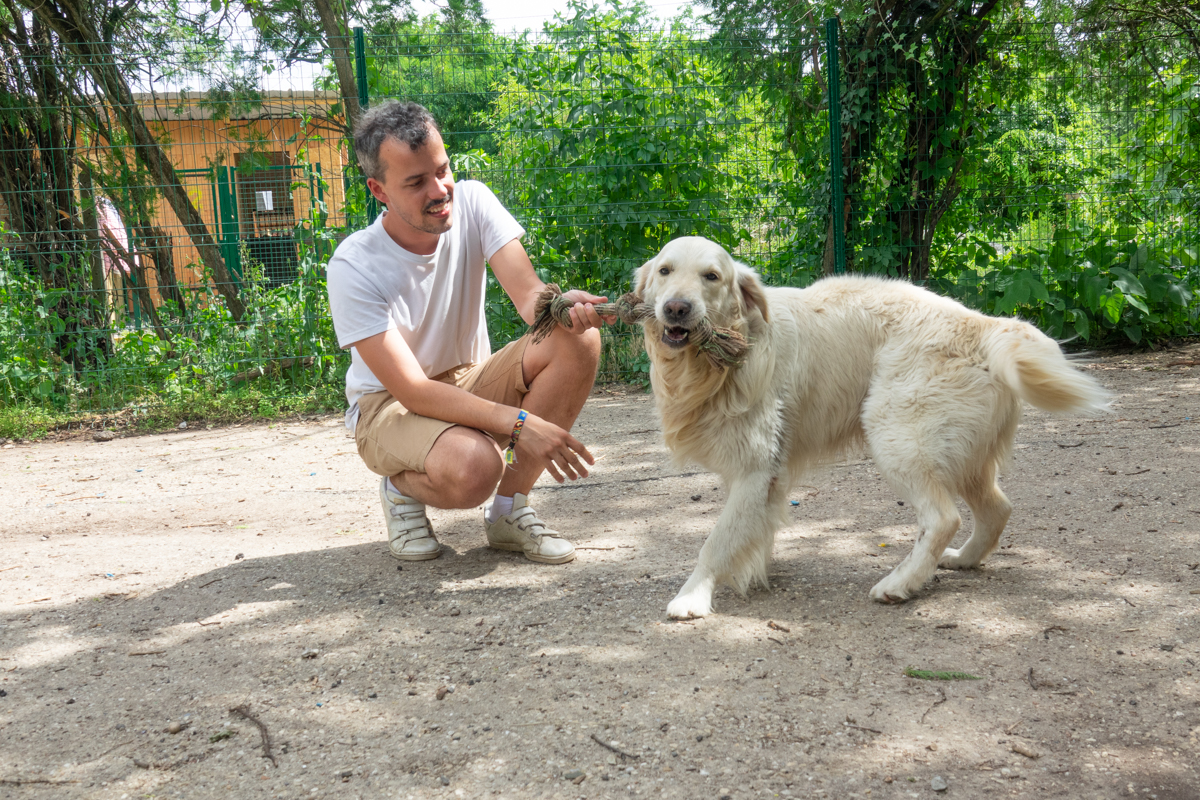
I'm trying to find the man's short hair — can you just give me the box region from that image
[354,101,441,182]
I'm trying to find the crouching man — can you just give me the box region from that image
[327,100,611,563]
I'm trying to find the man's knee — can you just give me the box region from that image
[551,324,601,368]
[426,430,503,507]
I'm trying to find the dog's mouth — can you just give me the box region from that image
[661,326,691,348]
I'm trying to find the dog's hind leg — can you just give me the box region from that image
[667,471,785,619]
[869,481,961,603]
[939,476,1012,569]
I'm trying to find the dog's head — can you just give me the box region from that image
[633,237,769,356]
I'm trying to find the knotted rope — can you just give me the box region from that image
[530,284,751,370]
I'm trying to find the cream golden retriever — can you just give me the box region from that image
[634,237,1109,619]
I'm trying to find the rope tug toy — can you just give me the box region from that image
[530,284,751,370]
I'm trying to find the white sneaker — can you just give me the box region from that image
[380,477,440,561]
[485,493,575,564]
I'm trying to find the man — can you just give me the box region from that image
[327,100,611,565]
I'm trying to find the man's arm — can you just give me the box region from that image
[488,238,614,329]
[353,328,594,482]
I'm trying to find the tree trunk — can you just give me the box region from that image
[312,0,361,130]
[78,165,110,325]
[26,1,247,321]
[136,221,186,313]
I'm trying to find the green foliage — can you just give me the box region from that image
[0,229,348,419]
[364,13,503,156]
[932,222,1199,344]
[481,0,773,357]
[0,244,79,405]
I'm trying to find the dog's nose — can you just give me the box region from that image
[663,299,692,323]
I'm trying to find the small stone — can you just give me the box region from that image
[927,743,938,751]
[93,430,115,442]
[65,698,75,704]
[167,722,183,734]
[178,421,187,429]
[931,775,949,792]
[563,769,585,781]
[448,607,461,617]
[435,685,449,700]
[301,649,319,659]
[1011,742,1040,759]
[234,553,244,560]
[439,776,449,786]
[339,769,352,781]
[690,494,702,501]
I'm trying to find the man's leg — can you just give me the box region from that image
[496,324,602,497]
[390,325,599,506]
[479,325,600,564]
[390,426,504,509]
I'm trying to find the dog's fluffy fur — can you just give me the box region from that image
[634,237,1109,619]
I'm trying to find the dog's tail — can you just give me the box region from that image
[987,322,1110,414]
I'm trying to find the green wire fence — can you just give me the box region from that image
[0,10,1196,420]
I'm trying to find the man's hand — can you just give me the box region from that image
[490,240,618,330]
[559,288,617,334]
[514,410,595,483]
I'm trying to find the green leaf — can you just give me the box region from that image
[1128,244,1148,271]
[1123,325,1142,344]
[1109,266,1146,298]
[210,0,222,12]
[1073,313,1091,341]
[1166,282,1193,307]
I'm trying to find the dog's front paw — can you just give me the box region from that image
[937,547,980,570]
[667,588,713,619]
[869,574,916,604]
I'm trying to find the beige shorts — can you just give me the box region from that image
[354,335,531,477]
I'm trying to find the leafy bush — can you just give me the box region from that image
[932,222,1198,344]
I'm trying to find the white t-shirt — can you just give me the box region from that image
[326,180,525,429]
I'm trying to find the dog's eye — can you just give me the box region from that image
[658,267,670,276]
[704,272,719,282]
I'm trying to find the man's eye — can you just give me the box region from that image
[704,272,719,281]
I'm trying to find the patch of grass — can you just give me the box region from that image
[0,381,345,441]
[0,404,72,440]
[903,666,982,681]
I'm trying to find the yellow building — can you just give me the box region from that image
[131,89,352,295]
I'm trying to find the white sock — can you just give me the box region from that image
[385,478,418,504]
[487,495,514,524]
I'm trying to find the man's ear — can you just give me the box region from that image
[736,262,770,323]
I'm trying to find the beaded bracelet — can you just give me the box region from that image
[503,409,528,468]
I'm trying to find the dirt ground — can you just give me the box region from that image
[2,344,1199,800]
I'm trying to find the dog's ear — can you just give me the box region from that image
[736,262,770,323]
[633,255,656,298]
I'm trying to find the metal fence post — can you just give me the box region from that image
[353,26,378,226]
[825,17,846,274]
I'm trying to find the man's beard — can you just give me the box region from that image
[407,191,454,234]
